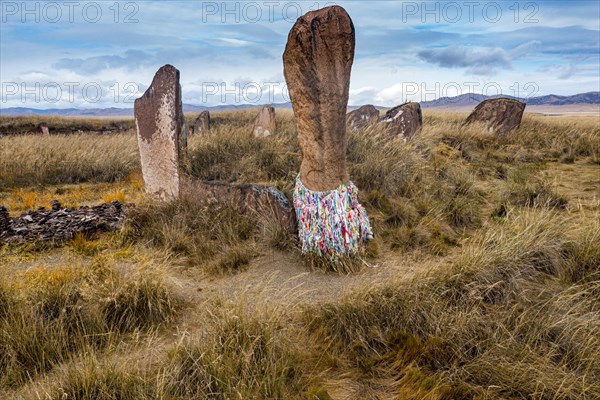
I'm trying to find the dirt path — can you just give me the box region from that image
[170,246,453,312]
[545,159,600,211]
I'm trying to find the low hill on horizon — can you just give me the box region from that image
[1,92,598,117]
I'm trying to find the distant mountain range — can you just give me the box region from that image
[419,91,600,108]
[1,92,598,117]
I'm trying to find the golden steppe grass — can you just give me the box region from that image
[0,109,599,399]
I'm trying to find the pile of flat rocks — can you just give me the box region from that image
[0,200,128,245]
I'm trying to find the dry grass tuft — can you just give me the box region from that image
[163,295,304,399]
[1,111,598,398]
[0,133,139,188]
[122,189,260,273]
[0,260,178,389]
[303,209,600,399]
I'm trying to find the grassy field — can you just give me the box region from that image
[0,109,599,399]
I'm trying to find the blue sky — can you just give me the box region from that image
[1,0,599,108]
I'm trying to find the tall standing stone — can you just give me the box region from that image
[381,102,422,139]
[134,64,184,200]
[284,6,373,264]
[253,105,276,137]
[283,5,354,191]
[465,98,526,135]
[346,104,379,131]
[192,110,211,135]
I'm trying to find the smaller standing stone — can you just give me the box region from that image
[381,102,422,139]
[465,98,526,135]
[253,105,276,137]
[134,64,183,200]
[346,105,379,131]
[38,122,49,135]
[192,111,211,135]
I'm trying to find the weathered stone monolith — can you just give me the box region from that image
[283,5,354,191]
[283,6,373,262]
[253,105,276,137]
[465,98,526,135]
[381,102,422,139]
[38,122,49,135]
[134,64,183,200]
[346,104,379,131]
[192,110,210,135]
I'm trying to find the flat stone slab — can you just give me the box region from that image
[134,64,184,200]
[0,201,128,245]
[465,98,526,135]
[184,179,296,234]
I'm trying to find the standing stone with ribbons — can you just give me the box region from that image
[283,6,373,261]
[134,64,185,200]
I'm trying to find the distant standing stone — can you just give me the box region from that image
[134,64,184,200]
[192,110,211,135]
[283,5,354,191]
[346,104,379,131]
[465,98,526,135]
[253,105,276,137]
[381,102,422,139]
[38,122,49,135]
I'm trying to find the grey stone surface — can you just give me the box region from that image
[192,110,211,135]
[184,179,296,234]
[253,105,276,137]
[0,201,128,245]
[134,64,184,200]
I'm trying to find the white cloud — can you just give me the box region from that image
[215,38,254,47]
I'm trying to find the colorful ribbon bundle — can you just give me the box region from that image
[293,175,374,260]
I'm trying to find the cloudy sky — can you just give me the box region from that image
[1,0,599,108]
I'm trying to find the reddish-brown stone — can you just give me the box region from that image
[38,122,50,135]
[381,102,422,139]
[283,5,355,191]
[346,105,379,131]
[465,98,526,135]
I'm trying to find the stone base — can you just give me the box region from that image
[182,178,297,234]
